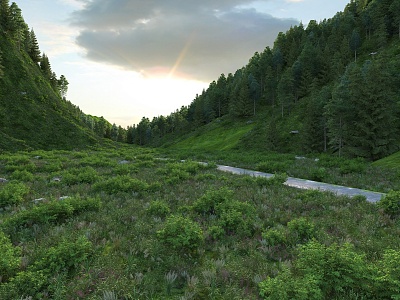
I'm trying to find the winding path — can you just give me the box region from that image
[216,165,385,203]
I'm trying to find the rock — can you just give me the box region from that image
[59,196,70,201]
[119,160,130,164]
[52,177,61,182]
[32,198,46,204]
[0,178,8,183]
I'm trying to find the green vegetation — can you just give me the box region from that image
[0,146,398,299]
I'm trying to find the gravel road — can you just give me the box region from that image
[216,165,385,203]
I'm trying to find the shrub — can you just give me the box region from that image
[34,236,92,275]
[0,230,21,282]
[157,215,204,251]
[62,166,99,185]
[259,240,370,299]
[256,161,290,173]
[10,170,34,182]
[2,197,101,230]
[92,175,149,194]
[255,173,288,187]
[377,190,400,218]
[339,158,366,175]
[192,187,233,215]
[147,200,171,218]
[216,200,256,237]
[0,270,48,300]
[261,228,287,247]
[287,217,315,243]
[372,249,400,299]
[0,182,30,207]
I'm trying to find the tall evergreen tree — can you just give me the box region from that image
[350,29,361,62]
[40,53,52,79]
[27,28,41,63]
[0,0,10,32]
[390,0,400,39]
[9,2,28,49]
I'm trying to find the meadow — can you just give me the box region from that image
[1,144,400,299]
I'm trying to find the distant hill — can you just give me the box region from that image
[0,2,100,151]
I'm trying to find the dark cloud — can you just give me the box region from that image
[72,0,298,81]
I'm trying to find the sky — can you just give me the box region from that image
[16,0,349,127]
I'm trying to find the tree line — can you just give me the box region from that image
[127,0,400,160]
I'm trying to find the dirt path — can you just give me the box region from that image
[216,165,385,203]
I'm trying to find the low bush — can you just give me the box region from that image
[62,166,99,185]
[0,230,21,282]
[377,190,400,218]
[157,215,204,251]
[147,200,171,218]
[10,169,34,182]
[192,187,233,215]
[2,197,101,231]
[0,182,30,207]
[92,175,149,194]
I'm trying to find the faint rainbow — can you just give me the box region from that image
[167,32,195,79]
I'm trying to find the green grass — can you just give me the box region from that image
[167,119,254,151]
[372,151,400,170]
[0,145,399,299]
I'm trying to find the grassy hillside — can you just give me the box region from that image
[165,118,254,152]
[1,146,400,299]
[373,151,400,169]
[0,27,98,152]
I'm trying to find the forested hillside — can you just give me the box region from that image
[129,0,400,161]
[0,1,118,151]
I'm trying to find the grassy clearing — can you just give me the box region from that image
[0,144,399,299]
[166,119,254,151]
[372,151,400,169]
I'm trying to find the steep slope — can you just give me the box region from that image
[0,20,97,151]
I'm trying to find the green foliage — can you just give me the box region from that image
[10,169,34,181]
[262,228,287,247]
[0,230,21,282]
[92,175,149,194]
[0,182,29,207]
[216,200,256,237]
[157,215,204,251]
[62,166,99,185]
[147,200,170,218]
[373,249,400,299]
[377,190,400,218]
[259,241,370,299]
[34,236,92,275]
[2,196,101,231]
[192,187,233,215]
[287,217,315,243]
[255,173,288,187]
[0,270,48,300]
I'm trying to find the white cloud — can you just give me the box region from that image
[70,0,298,81]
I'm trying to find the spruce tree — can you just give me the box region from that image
[28,28,41,63]
[0,0,10,32]
[9,2,28,49]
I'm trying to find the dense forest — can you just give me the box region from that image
[128,0,400,161]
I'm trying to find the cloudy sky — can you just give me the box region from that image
[16,0,349,126]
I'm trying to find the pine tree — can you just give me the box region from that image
[40,53,52,79]
[9,2,28,50]
[0,49,4,78]
[390,0,400,39]
[28,28,41,63]
[0,0,10,32]
[349,29,361,62]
